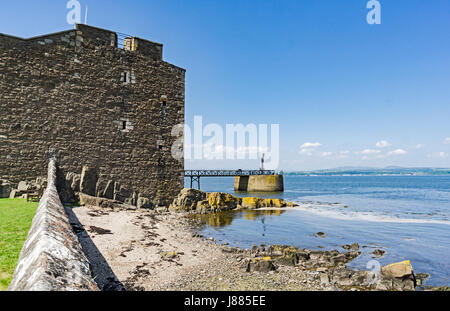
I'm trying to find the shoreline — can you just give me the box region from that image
[68,205,440,291]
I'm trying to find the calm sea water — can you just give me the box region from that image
[185,175,450,287]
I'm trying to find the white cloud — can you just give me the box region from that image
[299,148,314,156]
[299,142,322,156]
[429,152,448,159]
[444,138,450,144]
[359,149,381,155]
[415,144,425,149]
[387,149,407,156]
[376,140,391,148]
[300,142,322,149]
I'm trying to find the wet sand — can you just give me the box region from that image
[68,206,337,291]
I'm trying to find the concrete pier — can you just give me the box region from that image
[234,175,284,192]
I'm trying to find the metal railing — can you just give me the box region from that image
[184,170,276,177]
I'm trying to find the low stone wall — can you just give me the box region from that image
[234,175,284,192]
[8,158,98,291]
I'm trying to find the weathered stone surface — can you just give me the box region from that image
[9,189,26,199]
[196,200,211,213]
[80,166,98,196]
[137,196,153,210]
[207,192,241,212]
[0,180,12,198]
[65,172,81,194]
[0,24,185,206]
[342,243,360,251]
[79,193,123,209]
[113,184,133,204]
[372,249,386,258]
[273,252,299,267]
[8,158,98,291]
[161,251,180,260]
[246,257,276,273]
[169,188,207,211]
[169,189,302,214]
[381,260,414,279]
[95,179,108,198]
[35,177,47,190]
[241,197,261,209]
[102,180,115,200]
[56,167,77,203]
[17,181,30,192]
[260,198,287,208]
[124,192,138,206]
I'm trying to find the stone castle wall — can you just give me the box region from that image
[0,24,185,206]
[8,158,98,291]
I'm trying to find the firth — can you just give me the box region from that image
[184,296,219,309]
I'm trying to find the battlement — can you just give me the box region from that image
[0,24,163,61]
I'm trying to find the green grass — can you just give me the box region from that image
[0,199,38,291]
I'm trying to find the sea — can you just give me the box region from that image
[185,175,450,287]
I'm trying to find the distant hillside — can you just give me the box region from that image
[287,167,450,176]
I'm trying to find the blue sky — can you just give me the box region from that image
[1,0,449,170]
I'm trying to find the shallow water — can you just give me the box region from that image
[185,175,450,287]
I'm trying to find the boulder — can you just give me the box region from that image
[80,166,97,196]
[342,243,360,251]
[79,193,123,209]
[9,189,18,199]
[344,251,361,261]
[113,184,132,204]
[273,252,299,266]
[241,197,261,209]
[260,198,287,208]
[241,197,291,209]
[381,260,414,279]
[72,175,81,192]
[169,188,207,211]
[9,190,26,199]
[207,192,241,212]
[196,200,211,213]
[316,232,327,238]
[372,249,385,258]
[102,180,115,199]
[331,254,348,265]
[56,168,77,203]
[65,172,81,193]
[17,181,30,192]
[137,196,153,210]
[95,179,109,198]
[377,260,417,291]
[161,251,180,260]
[246,257,276,273]
[0,180,12,198]
[124,191,137,206]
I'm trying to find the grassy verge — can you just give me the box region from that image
[0,199,38,291]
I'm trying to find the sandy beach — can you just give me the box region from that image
[67,205,434,291]
[68,206,351,291]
